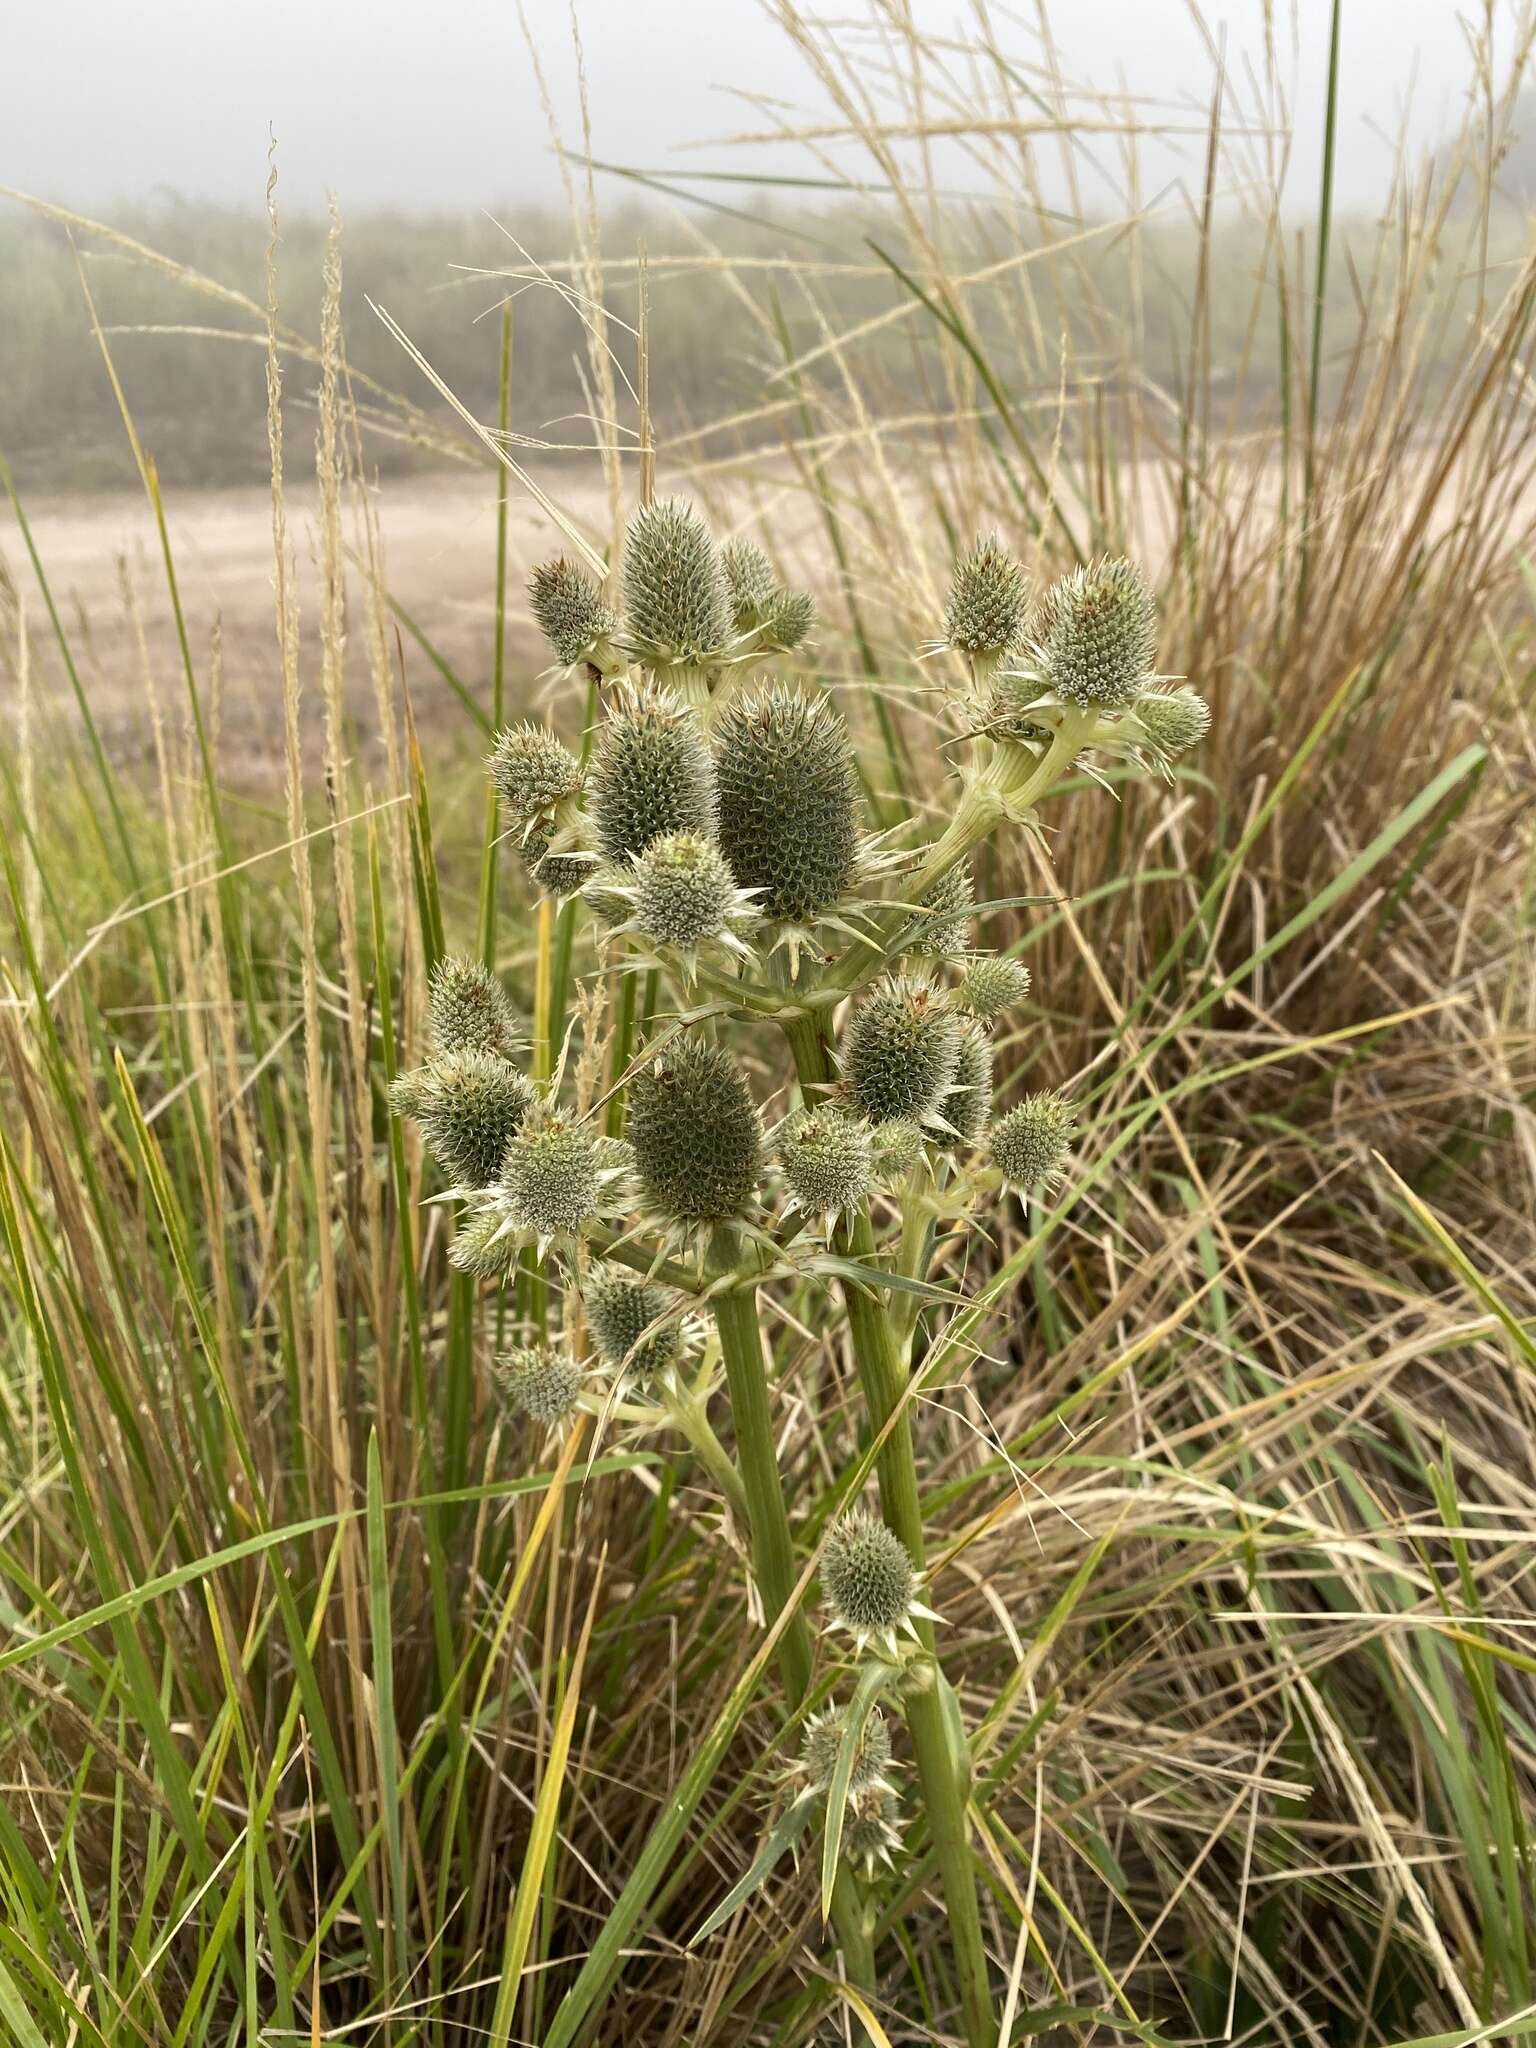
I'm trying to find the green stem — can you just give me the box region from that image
[670,1389,752,1532]
[784,1025,995,2048]
[707,1232,878,2001]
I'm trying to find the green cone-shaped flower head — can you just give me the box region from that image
[842,975,961,1127]
[871,1117,924,1178]
[428,954,519,1058]
[621,497,731,669]
[945,534,1026,663]
[715,685,860,924]
[518,831,593,898]
[779,1105,873,1225]
[1136,685,1209,759]
[627,1037,762,1224]
[758,586,815,653]
[905,859,974,958]
[495,1343,583,1426]
[582,1263,681,1384]
[957,953,1032,1021]
[391,1051,536,1188]
[843,1787,902,1875]
[944,1023,994,1148]
[990,1090,1077,1191]
[1032,556,1157,710]
[823,1512,918,1646]
[588,680,717,863]
[499,1105,621,1244]
[626,833,754,954]
[798,1706,893,1795]
[448,1204,520,1280]
[487,721,582,830]
[723,536,777,629]
[529,557,618,670]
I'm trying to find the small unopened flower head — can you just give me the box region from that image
[957,953,1032,1021]
[778,1105,873,1227]
[905,859,974,958]
[428,954,520,1058]
[488,722,582,831]
[582,1263,682,1385]
[495,1342,583,1426]
[823,1512,927,1653]
[519,832,593,899]
[797,1706,894,1796]
[757,587,815,654]
[588,680,718,863]
[944,534,1026,665]
[871,1117,925,1178]
[499,1105,627,1249]
[944,1023,994,1148]
[843,1787,903,1877]
[723,537,777,629]
[391,1051,536,1188]
[448,1204,520,1281]
[621,497,732,670]
[627,1037,762,1225]
[842,975,962,1130]
[990,1091,1077,1191]
[715,685,861,927]
[1032,556,1157,711]
[981,667,1052,745]
[621,832,757,962]
[529,557,618,670]
[1135,685,1210,760]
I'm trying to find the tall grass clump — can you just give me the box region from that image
[3,4,1536,2046]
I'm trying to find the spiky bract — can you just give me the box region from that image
[945,534,1026,662]
[905,859,974,957]
[714,685,860,924]
[391,1052,536,1188]
[723,537,777,628]
[499,1106,621,1244]
[627,1038,762,1224]
[823,1512,917,1644]
[842,975,961,1128]
[1032,556,1157,710]
[1136,685,1210,759]
[990,1091,1077,1191]
[588,681,717,862]
[621,498,732,669]
[583,1263,681,1383]
[495,1343,583,1426]
[487,722,582,829]
[944,1024,994,1147]
[626,833,755,954]
[957,953,1032,1021]
[529,557,617,669]
[798,1707,893,1795]
[778,1106,873,1225]
[427,954,519,1058]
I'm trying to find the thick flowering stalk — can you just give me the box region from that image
[395,509,1205,2048]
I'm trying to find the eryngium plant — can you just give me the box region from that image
[393,507,1206,2048]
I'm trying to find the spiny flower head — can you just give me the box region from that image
[582,1263,683,1385]
[778,1105,873,1228]
[448,1204,521,1281]
[621,497,732,671]
[588,680,717,863]
[518,830,594,899]
[495,1342,583,1426]
[627,1037,762,1225]
[957,953,1032,1021]
[428,954,520,1058]
[943,1023,994,1148]
[498,1105,631,1252]
[715,684,861,928]
[944,534,1027,667]
[1135,685,1210,760]
[842,975,962,1131]
[390,1051,536,1188]
[723,536,777,629]
[842,1786,903,1877]
[990,1090,1077,1192]
[871,1117,925,1179]
[614,832,758,969]
[528,557,618,671]
[797,1706,894,1797]
[822,1512,931,1655]
[1031,556,1157,711]
[487,722,583,833]
[903,859,974,958]
[760,587,815,654]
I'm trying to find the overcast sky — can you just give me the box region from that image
[6,1,1525,220]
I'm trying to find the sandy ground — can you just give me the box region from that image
[2,470,621,779]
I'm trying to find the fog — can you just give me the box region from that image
[7,0,1522,221]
